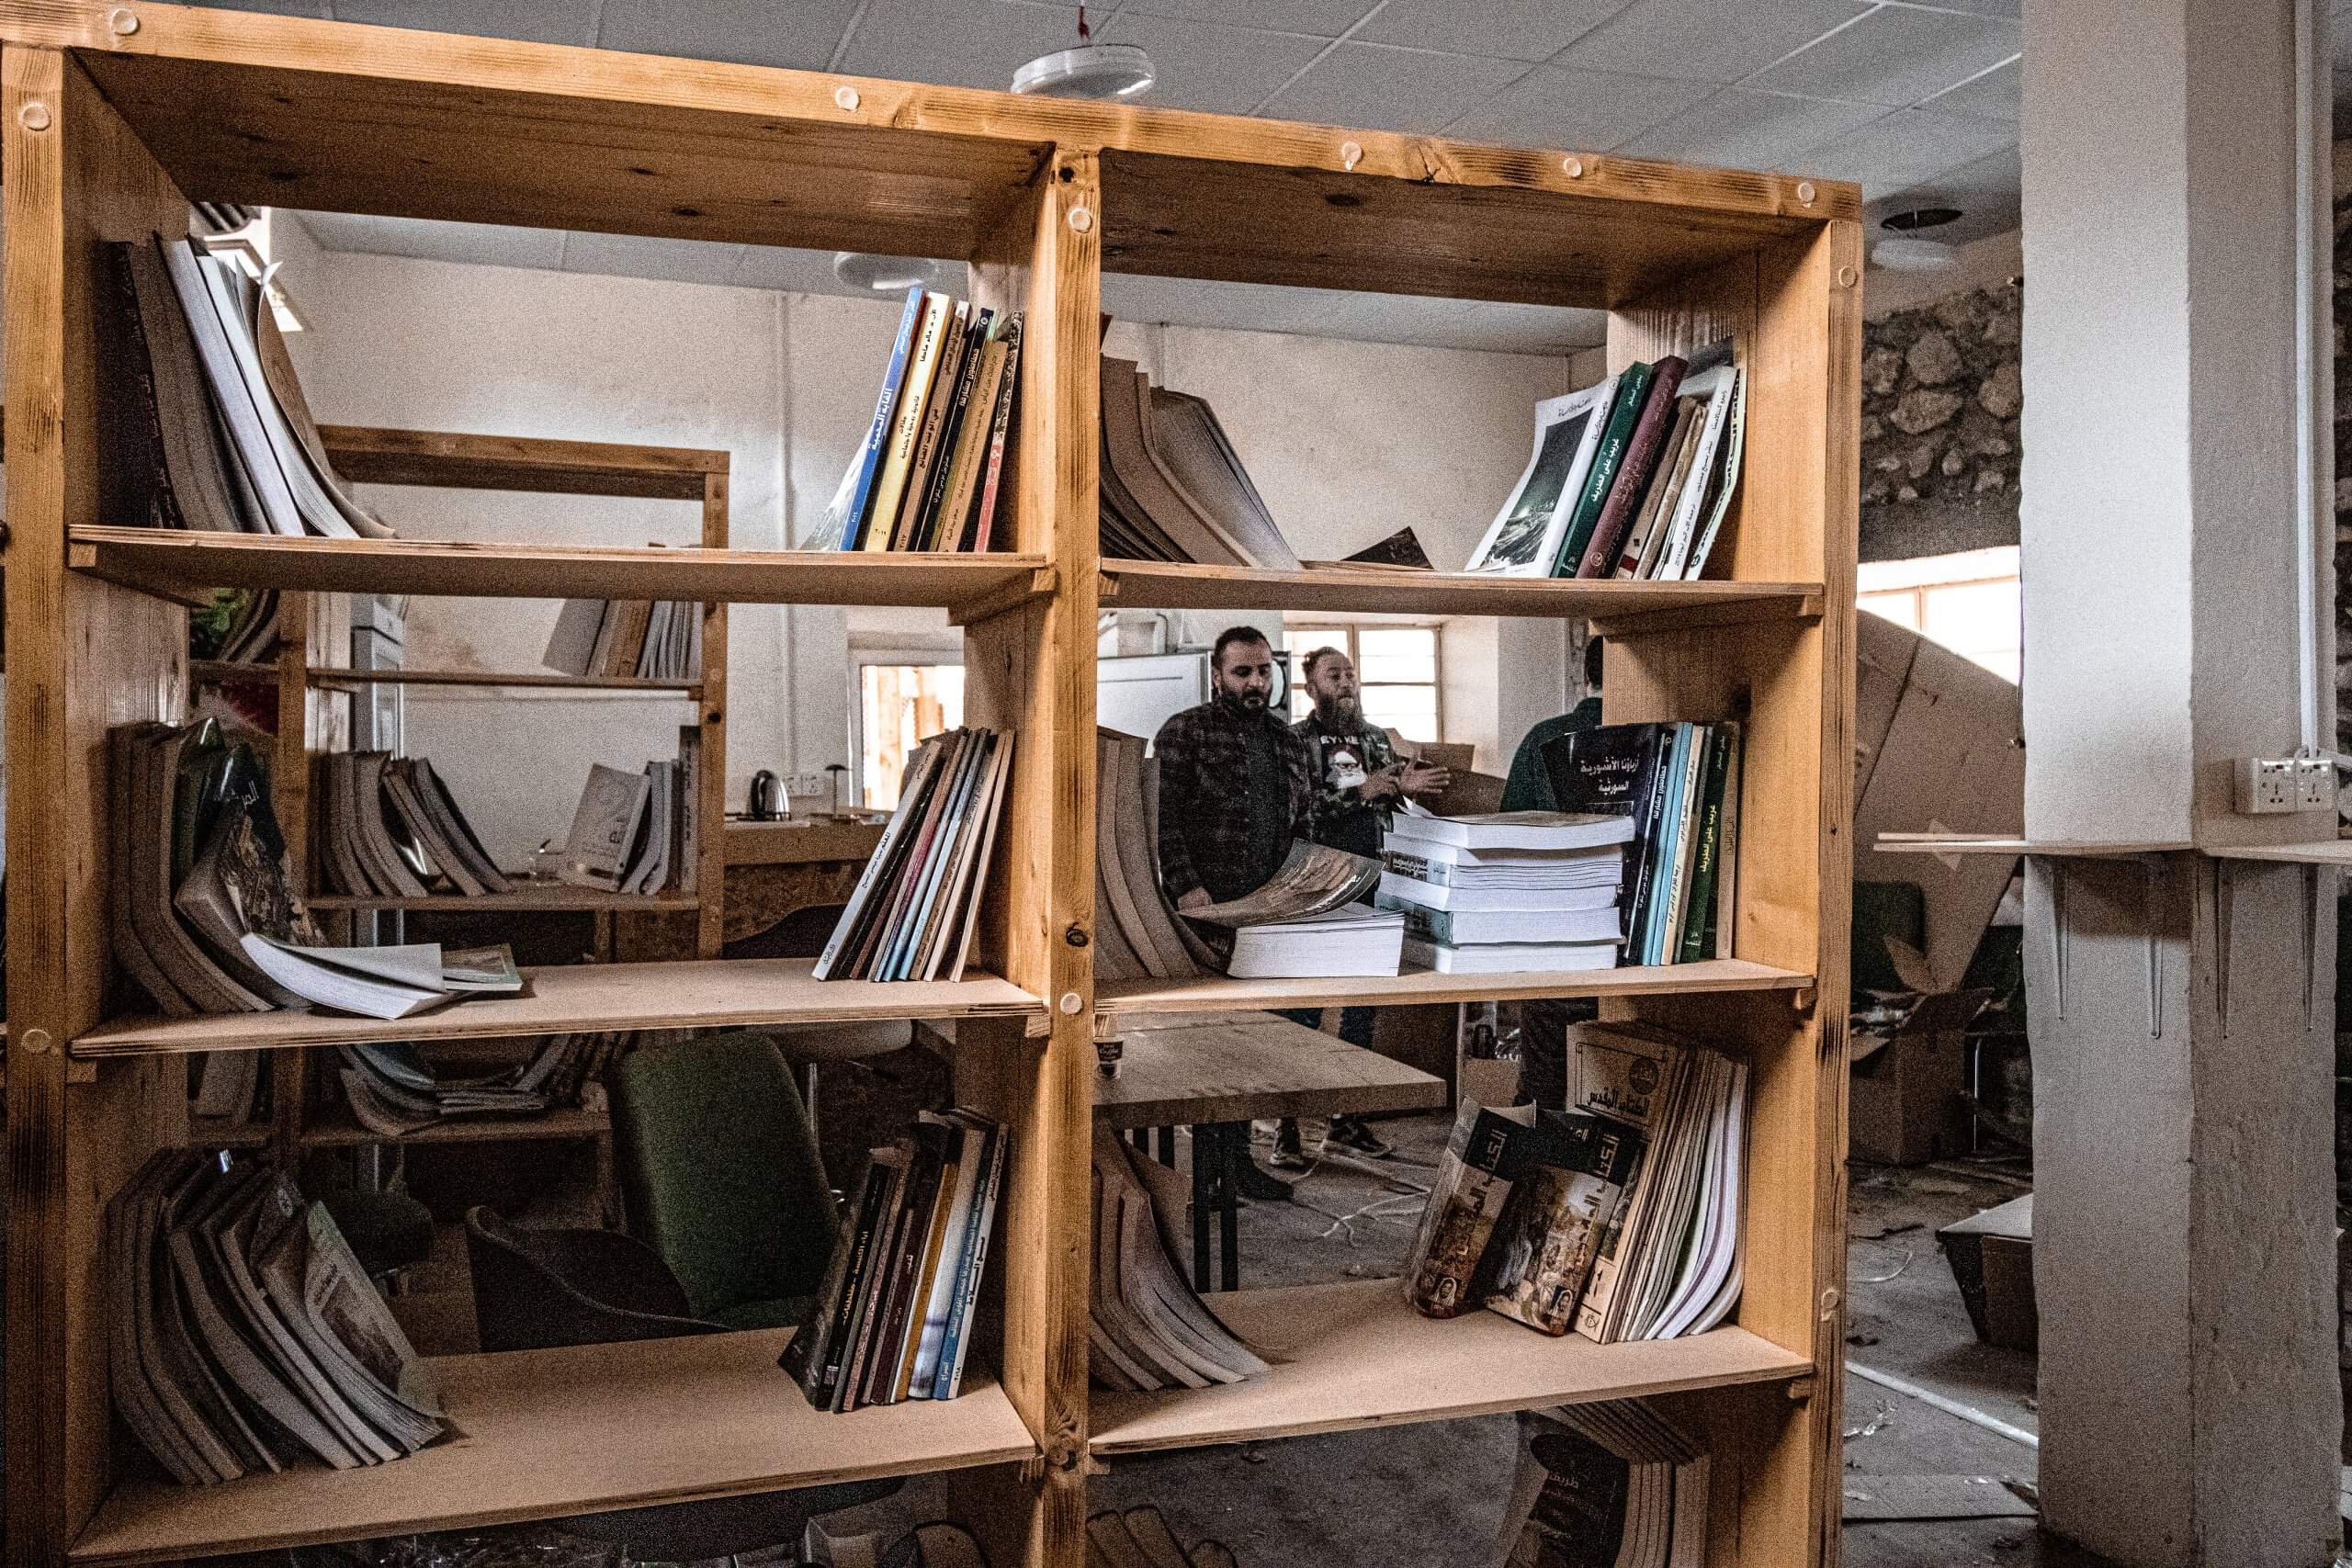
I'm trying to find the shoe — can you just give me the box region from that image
[1268,1145,1313,1172]
[1324,1115,1394,1158]
[1235,1161,1294,1202]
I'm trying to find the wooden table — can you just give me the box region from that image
[1092,1010,1446,1292]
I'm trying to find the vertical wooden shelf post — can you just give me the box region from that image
[697,467,729,957]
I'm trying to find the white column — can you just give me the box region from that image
[2020,1,2341,1562]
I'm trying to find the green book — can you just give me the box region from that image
[1551,362,1655,576]
[1679,724,1734,963]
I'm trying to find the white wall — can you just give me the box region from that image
[277,241,1576,851]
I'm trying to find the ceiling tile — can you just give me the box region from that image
[178,0,330,15]
[560,231,747,285]
[1446,300,1611,354]
[295,213,570,270]
[596,0,862,68]
[1102,273,1361,335]
[1443,64,1713,149]
[1553,0,1868,85]
[732,244,881,294]
[1616,86,1885,171]
[835,0,1085,91]
[1744,6,2018,107]
[1312,290,1486,345]
[1918,56,2018,122]
[1096,14,1329,115]
[1875,0,2017,16]
[1111,0,1378,39]
[330,0,596,45]
[1792,107,2017,198]
[1258,41,1528,133]
[1352,0,1633,62]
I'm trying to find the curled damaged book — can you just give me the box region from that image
[111,719,524,1021]
[106,1150,446,1484]
[1179,840,1400,979]
[1087,1127,1267,1393]
[1492,1400,1711,1568]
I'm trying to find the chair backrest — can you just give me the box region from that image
[462,1206,719,1353]
[607,1031,836,1320]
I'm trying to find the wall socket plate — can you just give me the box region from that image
[2234,755,2337,815]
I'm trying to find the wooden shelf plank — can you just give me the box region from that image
[1087,1278,1810,1457]
[300,1103,611,1147]
[310,667,705,694]
[1096,956,1811,1018]
[304,888,700,913]
[1873,834,2193,857]
[2202,840,2352,864]
[74,958,1043,1058]
[725,819,888,866]
[317,424,725,501]
[67,527,1052,612]
[183,1117,273,1150]
[70,1329,1036,1566]
[1098,559,1821,622]
[1092,1013,1444,1131]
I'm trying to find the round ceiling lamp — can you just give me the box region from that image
[831,252,945,292]
[1011,6,1154,99]
[1870,206,1964,273]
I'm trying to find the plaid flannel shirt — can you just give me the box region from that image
[1152,699,1315,904]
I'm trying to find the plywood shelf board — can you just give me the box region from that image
[1096,957,1810,1018]
[1873,835,2194,857]
[2202,841,2352,864]
[304,668,703,694]
[1088,1278,1811,1456]
[67,527,1053,611]
[1099,559,1822,622]
[70,1329,1036,1566]
[317,424,726,501]
[300,1103,610,1147]
[74,958,1042,1057]
[304,888,701,912]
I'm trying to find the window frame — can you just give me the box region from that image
[1284,618,1446,741]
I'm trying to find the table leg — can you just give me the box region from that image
[1217,1123,1241,1292]
[1190,1122,1213,1293]
[1156,1125,1175,1166]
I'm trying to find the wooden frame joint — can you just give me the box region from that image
[947,565,1059,627]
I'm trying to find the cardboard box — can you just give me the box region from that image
[1939,1193,2037,1352]
[1853,614,2025,995]
[1849,988,1984,1166]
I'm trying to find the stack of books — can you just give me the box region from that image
[238,936,522,1022]
[820,286,1023,554]
[104,232,395,539]
[1493,1401,1711,1567]
[814,727,1013,982]
[552,729,703,897]
[189,1050,266,1128]
[1180,840,1401,979]
[333,1032,626,1137]
[193,588,279,666]
[783,1109,1008,1411]
[1543,721,1744,967]
[1466,339,1745,581]
[1379,807,1634,976]
[1087,1128,1268,1392]
[1091,728,1209,982]
[106,1151,445,1483]
[1097,355,1297,568]
[542,598,702,681]
[315,750,514,899]
[1398,1020,1748,1346]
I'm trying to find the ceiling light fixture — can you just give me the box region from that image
[1012,5,1154,99]
[1871,205,1964,273]
[831,252,945,292]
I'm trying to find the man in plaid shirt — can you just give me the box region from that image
[1154,626,1314,1201]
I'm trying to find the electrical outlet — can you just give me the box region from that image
[787,772,831,808]
[2235,757,2297,815]
[2295,756,2339,812]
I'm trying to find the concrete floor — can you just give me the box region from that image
[377,1044,2119,1567]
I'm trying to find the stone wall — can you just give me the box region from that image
[1860,281,2022,562]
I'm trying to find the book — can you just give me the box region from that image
[863,291,954,553]
[1614,398,1702,580]
[1377,897,1621,948]
[924,324,1009,552]
[1484,1112,1646,1335]
[1401,935,1620,975]
[1385,806,1635,853]
[833,284,928,550]
[1224,904,1404,978]
[1651,355,1739,581]
[1087,1127,1266,1392]
[1678,725,1736,964]
[1572,355,1686,578]
[1177,840,1396,977]
[967,315,1023,552]
[1381,842,1627,881]
[1466,378,1613,577]
[1493,1402,1709,1568]
[556,763,650,891]
[934,1111,1010,1400]
[1551,361,1654,577]
[237,935,521,1021]
[891,299,975,550]
[1402,1101,1543,1317]
[907,306,993,550]
[1375,868,1620,913]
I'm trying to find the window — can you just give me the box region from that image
[1858,546,2020,683]
[1286,622,1442,739]
[856,661,965,808]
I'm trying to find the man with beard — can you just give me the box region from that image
[1274,645,1450,1166]
[1153,625,1316,1201]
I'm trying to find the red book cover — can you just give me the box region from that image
[1574,355,1686,579]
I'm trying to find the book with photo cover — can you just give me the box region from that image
[1401,1100,1544,1318]
[1466,378,1614,577]
[1485,1112,1646,1337]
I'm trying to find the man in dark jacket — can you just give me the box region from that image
[1154,626,1315,1199]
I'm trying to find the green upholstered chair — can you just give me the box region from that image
[607,1030,836,1331]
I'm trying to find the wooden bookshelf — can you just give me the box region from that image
[1097,957,1814,1019]
[1088,1279,1812,1456]
[71,525,1057,612]
[192,660,707,694]
[0,11,1858,1568]
[1099,558,1824,624]
[69,1330,1037,1566]
[299,1101,611,1148]
[73,959,1045,1058]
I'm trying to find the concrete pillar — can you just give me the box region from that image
[2019,1,2340,1562]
